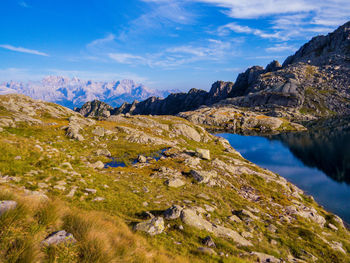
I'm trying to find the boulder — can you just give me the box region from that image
[92,126,105,137]
[195,148,210,160]
[166,178,186,188]
[190,170,217,184]
[202,236,216,248]
[0,200,17,216]
[251,252,281,263]
[164,205,183,220]
[134,217,165,236]
[137,155,147,163]
[172,124,201,142]
[41,230,76,246]
[180,209,252,246]
[89,161,105,169]
[95,149,111,157]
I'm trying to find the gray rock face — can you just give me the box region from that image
[75,100,113,118]
[41,230,76,246]
[180,209,252,246]
[164,205,183,220]
[195,148,210,160]
[190,170,217,184]
[0,200,17,216]
[76,81,234,117]
[134,217,165,235]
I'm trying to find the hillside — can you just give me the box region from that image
[0,94,349,262]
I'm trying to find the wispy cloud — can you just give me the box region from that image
[0,44,49,56]
[218,23,282,40]
[18,1,29,8]
[265,43,297,53]
[108,53,147,65]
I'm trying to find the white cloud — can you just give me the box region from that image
[108,53,147,64]
[0,44,49,56]
[265,43,297,53]
[219,23,283,40]
[18,1,29,8]
[86,34,115,49]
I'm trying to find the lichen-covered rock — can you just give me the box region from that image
[195,148,210,160]
[134,217,165,236]
[180,209,252,247]
[41,230,76,246]
[165,178,186,188]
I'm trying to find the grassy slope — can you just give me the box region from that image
[0,94,349,262]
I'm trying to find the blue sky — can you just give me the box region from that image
[1,0,349,91]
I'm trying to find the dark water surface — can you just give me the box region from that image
[217,118,350,223]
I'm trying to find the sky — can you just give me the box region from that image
[1,0,349,91]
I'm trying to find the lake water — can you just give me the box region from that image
[217,117,350,223]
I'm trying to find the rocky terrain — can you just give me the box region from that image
[95,21,350,125]
[0,76,175,108]
[178,106,306,135]
[0,94,349,262]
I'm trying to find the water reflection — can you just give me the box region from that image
[217,117,350,223]
[268,117,350,184]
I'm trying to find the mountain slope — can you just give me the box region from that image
[0,94,349,262]
[0,76,174,108]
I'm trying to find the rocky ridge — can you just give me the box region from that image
[0,94,349,262]
[83,21,350,125]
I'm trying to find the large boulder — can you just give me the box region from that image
[134,217,165,235]
[41,230,76,246]
[180,209,252,247]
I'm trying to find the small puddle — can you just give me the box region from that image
[104,148,169,168]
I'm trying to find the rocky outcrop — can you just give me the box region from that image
[75,100,113,118]
[222,21,350,120]
[180,208,252,247]
[179,106,306,134]
[77,81,234,117]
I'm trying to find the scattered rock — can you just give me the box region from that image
[95,149,111,157]
[134,217,165,236]
[198,247,217,255]
[0,200,17,216]
[196,148,210,160]
[85,188,97,194]
[41,230,76,246]
[164,205,183,220]
[190,170,217,184]
[251,252,281,263]
[137,155,147,163]
[92,126,105,136]
[202,236,216,248]
[180,209,252,246]
[166,178,186,188]
[89,161,105,169]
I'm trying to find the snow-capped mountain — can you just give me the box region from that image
[0,76,175,108]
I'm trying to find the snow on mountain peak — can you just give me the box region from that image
[0,76,171,108]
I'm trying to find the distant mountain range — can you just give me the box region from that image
[0,76,176,108]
